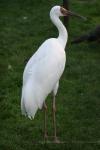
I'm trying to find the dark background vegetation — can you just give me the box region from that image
[0,0,100,149]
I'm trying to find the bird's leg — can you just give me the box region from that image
[43,102,48,141]
[52,95,60,143]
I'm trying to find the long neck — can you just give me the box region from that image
[50,14,68,49]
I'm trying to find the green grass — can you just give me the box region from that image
[0,0,100,149]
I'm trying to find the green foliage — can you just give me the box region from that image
[0,0,100,149]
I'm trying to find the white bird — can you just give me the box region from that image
[21,6,85,142]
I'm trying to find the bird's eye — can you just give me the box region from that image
[60,7,67,16]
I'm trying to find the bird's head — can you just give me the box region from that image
[50,6,86,21]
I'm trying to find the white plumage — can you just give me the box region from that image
[21,6,86,142]
[21,6,68,119]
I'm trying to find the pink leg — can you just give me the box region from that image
[52,95,60,143]
[43,102,48,141]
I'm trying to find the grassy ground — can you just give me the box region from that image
[0,0,100,149]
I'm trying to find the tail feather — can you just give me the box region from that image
[21,80,39,119]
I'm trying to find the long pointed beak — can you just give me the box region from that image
[67,10,87,21]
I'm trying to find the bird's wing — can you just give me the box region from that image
[23,38,65,85]
[21,38,66,118]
